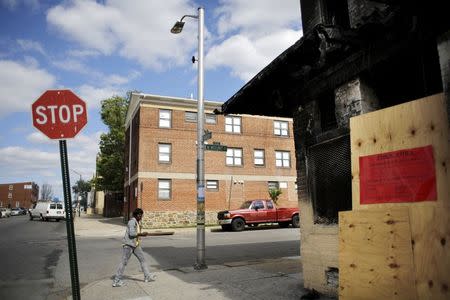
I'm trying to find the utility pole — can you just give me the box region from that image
[71,169,82,217]
[171,7,207,270]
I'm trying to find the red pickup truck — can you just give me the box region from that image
[217,199,299,231]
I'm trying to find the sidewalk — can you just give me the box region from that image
[73,214,334,300]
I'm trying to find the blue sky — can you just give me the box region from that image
[0,0,302,200]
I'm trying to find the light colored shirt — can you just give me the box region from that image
[122,217,142,247]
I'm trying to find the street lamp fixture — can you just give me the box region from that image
[171,7,207,270]
[170,14,198,34]
[170,21,185,34]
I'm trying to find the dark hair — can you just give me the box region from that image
[133,208,143,217]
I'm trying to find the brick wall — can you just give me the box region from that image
[300,0,324,34]
[0,182,38,208]
[334,77,380,128]
[126,96,297,227]
[347,0,388,29]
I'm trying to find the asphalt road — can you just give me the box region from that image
[0,214,67,300]
[1,215,301,299]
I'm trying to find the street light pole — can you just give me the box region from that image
[171,7,207,270]
[71,169,82,217]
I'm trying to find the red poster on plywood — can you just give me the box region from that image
[359,145,437,204]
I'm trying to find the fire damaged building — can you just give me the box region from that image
[219,0,449,297]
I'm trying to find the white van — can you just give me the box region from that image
[29,201,65,221]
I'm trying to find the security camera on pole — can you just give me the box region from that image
[32,89,87,300]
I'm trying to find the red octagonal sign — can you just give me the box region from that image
[32,90,88,139]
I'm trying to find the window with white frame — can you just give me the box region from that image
[279,181,288,189]
[158,179,171,200]
[275,151,290,168]
[205,113,217,124]
[254,149,265,166]
[158,143,171,163]
[206,180,219,191]
[226,148,242,166]
[274,120,289,136]
[225,116,241,133]
[159,109,172,128]
[185,111,197,122]
[268,181,279,189]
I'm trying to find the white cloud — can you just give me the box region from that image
[206,0,302,81]
[206,29,301,81]
[45,0,301,83]
[0,146,60,176]
[26,132,55,145]
[75,84,122,110]
[214,0,301,38]
[52,58,98,76]
[17,39,46,55]
[46,0,198,70]
[1,0,39,11]
[67,49,101,58]
[0,60,56,117]
[2,130,102,198]
[52,58,141,88]
[104,71,141,86]
[206,35,264,81]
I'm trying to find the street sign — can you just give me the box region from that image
[205,144,227,151]
[32,90,87,139]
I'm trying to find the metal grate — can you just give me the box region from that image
[307,134,352,224]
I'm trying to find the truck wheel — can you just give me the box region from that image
[292,214,300,228]
[231,218,245,232]
[221,225,231,231]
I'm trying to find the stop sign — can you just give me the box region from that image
[32,90,87,139]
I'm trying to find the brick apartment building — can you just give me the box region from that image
[124,93,297,228]
[0,182,39,209]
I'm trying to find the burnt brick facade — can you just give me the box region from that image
[220,0,449,296]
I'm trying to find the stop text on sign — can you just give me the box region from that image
[32,89,88,139]
[35,104,85,124]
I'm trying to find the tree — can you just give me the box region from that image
[95,95,129,191]
[268,188,282,204]
[40,183,53,201]
[72,179,91,209]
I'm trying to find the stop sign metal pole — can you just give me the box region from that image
[60,140,80,300]
[32,90,86,300]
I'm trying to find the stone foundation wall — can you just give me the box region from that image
[141,211,219,229]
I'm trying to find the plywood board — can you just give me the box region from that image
[409,206,450,300]
[350,93,449,210]
[347,93,450,299]
[339,207,417,300]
